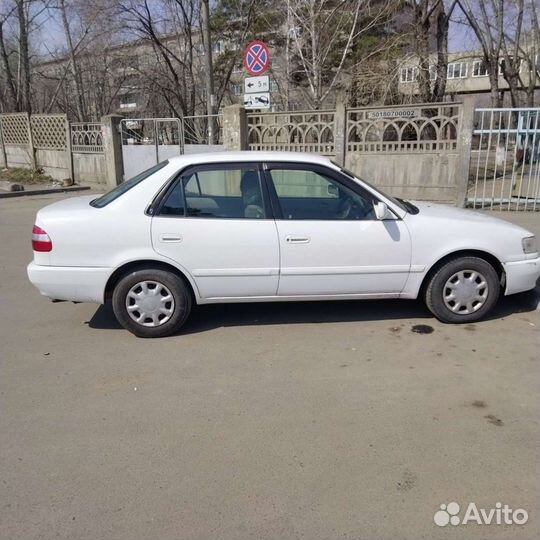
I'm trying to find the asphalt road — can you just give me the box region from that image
[1,193,539,540]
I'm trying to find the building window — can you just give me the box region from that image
[447,62,468,79]
[499,56,521,75]
[429,65,437,80]
[119,94,137,109]
[231,84,242,96]
[400,66,417,83]
[213,40,224,55]
[112,55,139,71]
[270,80,278,92]
[472,59,488,77]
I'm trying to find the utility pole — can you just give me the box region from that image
[201,0,216,143]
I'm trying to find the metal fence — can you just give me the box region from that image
[183,114,223,145]
[468,108,540,211]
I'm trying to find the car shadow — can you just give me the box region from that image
[88,280,539,336]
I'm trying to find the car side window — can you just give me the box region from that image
[157,166,266,219]
[268,168,375,220]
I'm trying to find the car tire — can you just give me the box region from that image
[112,269,192,338]
[425,256,500,323]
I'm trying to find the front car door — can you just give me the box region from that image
[151,162,280,299]
[264,163,412,297]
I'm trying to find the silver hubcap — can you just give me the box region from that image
[443,269,489,315]
[125,280,175,327]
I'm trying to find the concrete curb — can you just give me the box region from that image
[0,186,91,199]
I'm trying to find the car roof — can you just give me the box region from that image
[166,151,335,167]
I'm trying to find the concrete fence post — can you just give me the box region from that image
[101,114,124,187]
[334,100,347,166]
[223,105,247,151]
[0,119,7,168]
[65,117,74,182]
[455,96,475,207]
[26,113,37,170]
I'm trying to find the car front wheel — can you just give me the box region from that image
[425,256,500,323]
[112,268,192,338]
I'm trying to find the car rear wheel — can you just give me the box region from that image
[425,256,500,323]
[112,269,191,338]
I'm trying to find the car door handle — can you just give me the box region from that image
[160,234,182,242]
[285,236,310,244]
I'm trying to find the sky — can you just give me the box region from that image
[30,2,478,61]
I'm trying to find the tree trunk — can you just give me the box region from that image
[433,1,450,101]
[0,21,19,111]
[488,66,502,107]
[59,0,86,120]
[16,0,31,113]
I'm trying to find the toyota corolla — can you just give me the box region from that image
[27,152,540,337]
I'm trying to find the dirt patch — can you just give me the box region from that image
[397,469,416,492]
[411,324,434,334]
[0,167,54,185]
[471,400,487,408]
[485,414,504,427]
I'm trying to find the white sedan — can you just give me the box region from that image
[28,152,539,338]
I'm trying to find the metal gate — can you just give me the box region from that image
[120,118,182,180]
[120,115,224,180]
[468,108,540,211]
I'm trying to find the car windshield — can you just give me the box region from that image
[90,161,169,208]
[333,162,418,214]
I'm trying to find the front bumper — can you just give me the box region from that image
[27,262,112,304]
[503,256,540,295]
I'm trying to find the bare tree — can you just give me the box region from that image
[0,0,54,113]
[54,0,87,119]
[499,0,540,107]
[457,0,506,106]
[0,6,18,111]
[458,0,539,106]
[285,0,396,109]
[412,0,458,103]
[114,0,201,118]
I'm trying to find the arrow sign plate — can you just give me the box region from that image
[244,76,270,94]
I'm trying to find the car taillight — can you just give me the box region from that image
[32,225,53,252]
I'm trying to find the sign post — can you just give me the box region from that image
[243,41,271,110]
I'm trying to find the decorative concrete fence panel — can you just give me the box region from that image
[345,103,462,202]
[247,110,336,155]
[30,114,72,181]
[0,112,33,169]
[246,103,465,203]
[71,123,107,185]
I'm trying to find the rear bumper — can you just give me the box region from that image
[27,262,112,303]
[504,256,540,295]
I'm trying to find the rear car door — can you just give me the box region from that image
[265,163,412,296]
[151,162,280,299]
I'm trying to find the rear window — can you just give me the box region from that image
[90,161,169,208]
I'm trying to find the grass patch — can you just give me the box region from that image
[0,167,55,185]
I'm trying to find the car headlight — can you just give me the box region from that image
[522,236,537,254]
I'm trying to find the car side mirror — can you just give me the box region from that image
[374,201,391,220]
